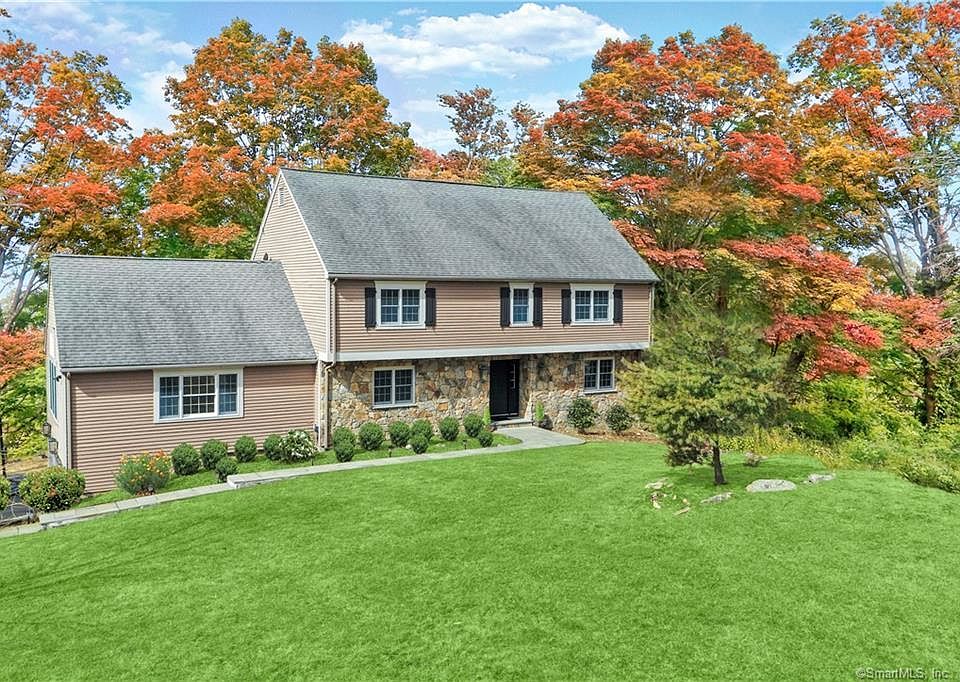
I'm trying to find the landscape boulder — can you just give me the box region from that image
[805,473,836,484]
[746,479,797,493]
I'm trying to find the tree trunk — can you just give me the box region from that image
[711,442,725,486]
[0,413,6,479]
[920,355,937,427]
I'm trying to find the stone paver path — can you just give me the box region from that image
[0,427,582,539]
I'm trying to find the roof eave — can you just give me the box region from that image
[325,272,659,283]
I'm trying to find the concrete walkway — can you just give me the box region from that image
[0,426,582,538]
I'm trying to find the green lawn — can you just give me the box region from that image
[77,432,520,508]
[4,442,959,680]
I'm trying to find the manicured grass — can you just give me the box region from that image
[4,442,959,680]
[77,433,520,508]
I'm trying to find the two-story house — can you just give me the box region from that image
[45,169,657,491]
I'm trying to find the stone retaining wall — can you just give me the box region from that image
[328,351,643,433]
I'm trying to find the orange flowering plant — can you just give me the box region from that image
[115,451,173,496]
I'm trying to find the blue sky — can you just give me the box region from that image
[10,1,885,151]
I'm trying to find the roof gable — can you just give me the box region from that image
[50,255,317,371]
[279,169,658,282]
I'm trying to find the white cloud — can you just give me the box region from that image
[408,122,458,152]
[8,3,193,133]
[342,3,628,77]
[123,61,182,132]
[12,3,193,61]
[396,8,427,17]
[398,98,443,114]
[521,90,574,116]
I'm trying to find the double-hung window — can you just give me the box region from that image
[156,369,243,421]
[584,358,615,393]
[572,286,613,324]
[377,282,425,327]
[511,283,533,326]
[373,367,415,408]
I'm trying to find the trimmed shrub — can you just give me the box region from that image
[170,443,201,476]
[439,416,460,442]
[0,477,10,510]
[234,436,257,463]
[567,397,597,433]
[281,429,317,462]
[463,414,484,438]
[605,403,633,434]
[411,419,433,442]
[200,439,228,470]
[332,427,356,463]
[410,433,429,454]
[18,467,85,512]
[388,421,411,448]
[477,429,494,447]
[115,452,173,496]
[215,457,239,483]
[358,422,385,451]
[264,434,283,461]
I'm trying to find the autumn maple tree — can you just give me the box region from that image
[0,28,133,330]
[519,27,821,299]
[0,329,43,475]
[792,1,960,295]
[711,235,883,382]
[147,20,416,256]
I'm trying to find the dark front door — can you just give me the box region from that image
[489,359,520,420]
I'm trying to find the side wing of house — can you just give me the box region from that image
[48,255,319,492]
[252,174,329,358]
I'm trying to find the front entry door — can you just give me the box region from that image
[489,359,520,420]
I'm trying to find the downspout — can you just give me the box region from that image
[63,371,72,469]
[322,277,338,448]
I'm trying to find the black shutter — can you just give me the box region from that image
[561,289,571,325]
[425,287,436,327]
[533,287,543,326]
[500,287,511,327]
[364,287,376,328]
[613,288,624,323]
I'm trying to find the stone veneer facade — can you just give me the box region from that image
[328,351,643,433]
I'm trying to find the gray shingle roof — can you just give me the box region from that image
[50,255,316,371]
[280,169,658,282]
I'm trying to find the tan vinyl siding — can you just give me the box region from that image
[252,175,327,354]
[70,364,316,492]
[336,280,651,353]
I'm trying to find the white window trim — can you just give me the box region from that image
[153,367,244,423]
[583,357,616,394]
[510,282,534,327]
[571,284,615,325]
[372,365,417,409]
[375,280,426,329]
